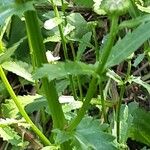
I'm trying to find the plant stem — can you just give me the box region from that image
[24,10,65,129]
[99,81,107,122]
[116,60,131,142]
[50,0,78,100]
[70,42,83,100]
[0,66,51,145]
[97,15,118,74]
[93,27,99,61]
[116,85,125,143]
[67,15,119,131]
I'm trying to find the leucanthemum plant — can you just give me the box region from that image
[0,0,150,149]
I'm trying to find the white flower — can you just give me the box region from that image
[46,50,60,63]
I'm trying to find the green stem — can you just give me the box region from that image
[70,42,83,100]
[99,81,107,122]
[60,0,67,25]
[67,15,119,131]
[116,60,131,142]
[51,0,78,100]
[0,66,51,145]
[67,77,98,131]
[116,85,125,143]
[93,27,99,61]
[24,10,65,129]
[97,15,118,74]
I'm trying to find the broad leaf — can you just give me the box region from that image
[129,108,150,146]
[0,0,34,25]
[0,37,26,64]
[106,21,150,68]
[77,32,92,60]
[66,13,94,40]
[44,17,63,30]
[54,117,117,150]
[33,61,97,81]
[74,117,117,150]
[1,95,41,118]
[2,61,34,82]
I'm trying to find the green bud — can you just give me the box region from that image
[101,0,130,16]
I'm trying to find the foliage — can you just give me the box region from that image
[0,0,150,149]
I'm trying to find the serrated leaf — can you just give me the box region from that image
[0,126,28,147]
[25,95,82,114]
[0,0,34,25]
[0,118,25,127]
[66,13,93,40]
[77,32,92,60]
[2,60,34,82]
[1,95,41,118]
[54,117,117,149]
[129,108,150,146]
[119,14,150,29]
[106,21,150,68]
[0,37,25,64]
[33,61,97,81]
[74,117,117,150]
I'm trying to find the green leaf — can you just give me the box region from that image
[44,17,63,30]
[1,95,41,118]
[106,69,123,85]
[106,21,150,68]
[136,3,150,13]
[74,0,94,8]
[133,53,145,67]
[25,95,82,114]
[129,108,150,146]
[66,13,93,40]
[54,117,117,149]
[33,61,97,81]
[0,118,25,127]
[73,117,117,150]
[119,105,133,146]
[128,76,150,94]
[77,32,92,60]
[41,146,59,150]
[0,37,26,64]
[0,126,28,147]
[0,0,34,25]
[0,80,9,99]
[93,0,106,15]
[2,60,34,82]
[119,14,150,29]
